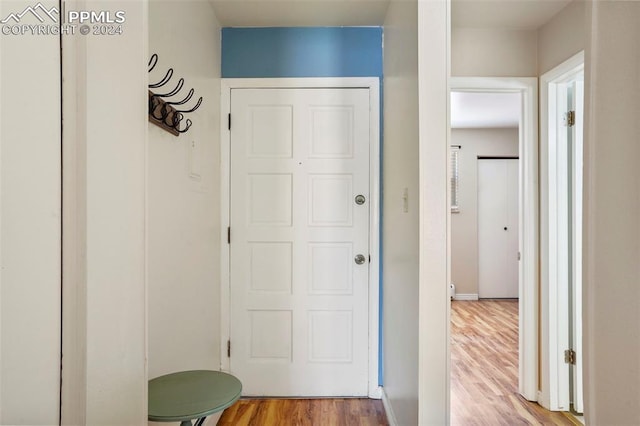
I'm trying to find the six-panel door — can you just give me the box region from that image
[229,88,370,396]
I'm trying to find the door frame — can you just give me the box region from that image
[219,77,381,398]
[450,77,539,401]
[539,51,585,411]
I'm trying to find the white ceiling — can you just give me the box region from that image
[209,0,571,29]
[209,0,390,27]
[450,92,521,129]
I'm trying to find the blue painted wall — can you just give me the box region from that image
[221,27,382,78]
[221,27,384,386]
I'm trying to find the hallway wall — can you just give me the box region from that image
[537,0,585,75]
[148,0,222,379]
[583,1,640,423]
[382,0,420,423]
[451,28,538,77]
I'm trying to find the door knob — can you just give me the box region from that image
[355,195,366,205]
[354,254,366,265]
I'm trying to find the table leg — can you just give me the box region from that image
[178,416,206,426]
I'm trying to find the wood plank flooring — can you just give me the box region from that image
[216,300,579,425]
[451,300,580,426]
[217,398,388,426]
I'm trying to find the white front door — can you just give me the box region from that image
[229,87,370,396]
[478,158,519,298]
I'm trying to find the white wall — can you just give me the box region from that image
[537,0,585,75]
[0,0,61,423]
[147,0,222,380]
[61,1,149,424]
[84,2,148,423]
[451,128,519,297]
[453,1,585,78]
[452,28,537,77]
[382,0,419,423]
[417,0,450,423]
[583,1,640,423]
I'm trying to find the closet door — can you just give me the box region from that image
[478,158,519,299]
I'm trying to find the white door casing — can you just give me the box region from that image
[539,52,585,412]
[220,78,380,398]
[478,158,519,299]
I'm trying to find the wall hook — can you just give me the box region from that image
[147,54,203,136]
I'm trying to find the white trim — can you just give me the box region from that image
[0,22,2,420]
[381,388,399,426]
[450,77,539,402]
[453,294,479,301]
[220,82,231,373]
[60,7,89,421]
[219,77,381,398]
[369,385,382,400]
[0,27,3,419]
[539,51,585,411]
[220,77,379,90]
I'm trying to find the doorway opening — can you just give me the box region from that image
[450,90,524,423]
[450,90,522,301]
[449,78,539,420]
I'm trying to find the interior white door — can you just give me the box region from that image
[570,79,584,414]
[229,87,370,396]
[478,158,519,298]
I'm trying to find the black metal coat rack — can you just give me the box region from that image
[148,53,203,136]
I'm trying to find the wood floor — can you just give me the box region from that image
[451,300,579,426]
[217,398,387,425]
[216,300,579,425]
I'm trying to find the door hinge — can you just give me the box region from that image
[228,113,231,130]
[564,349,576,365]
[227,226,231,244]
[227,340,231,357]
[518,251,521,261]
[565,110,576,127]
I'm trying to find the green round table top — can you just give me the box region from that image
[148,370,242,422]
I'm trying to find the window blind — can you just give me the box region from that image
[451,146,460,213]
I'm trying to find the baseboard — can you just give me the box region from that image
[381,388,399,426]
[369,385,382,400]
[453,293,478,301]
